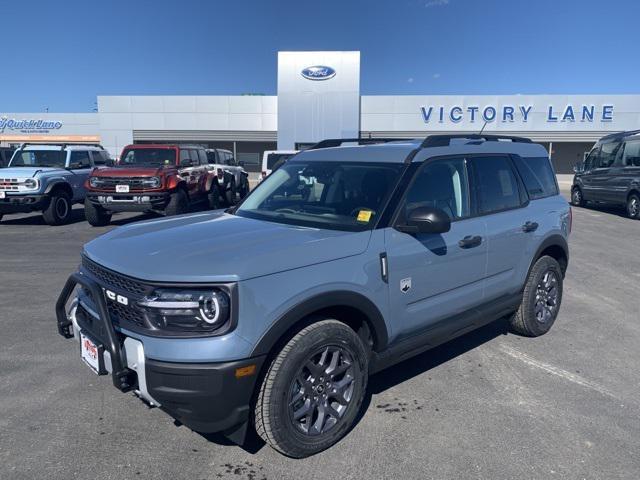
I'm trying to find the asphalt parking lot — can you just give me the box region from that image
[1,187,639,480]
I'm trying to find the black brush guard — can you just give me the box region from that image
[55,272,136,392]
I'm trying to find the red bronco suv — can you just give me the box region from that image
[85,144,216,226]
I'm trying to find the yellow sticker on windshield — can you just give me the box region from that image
[357,210,373,223]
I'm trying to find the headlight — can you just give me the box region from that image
[142,176,161,188]
[138,288,230,332]
[89,177,103,188]
[24,178,38,189]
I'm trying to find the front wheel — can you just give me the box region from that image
[165,189,189,216]
[42,190,72,225]
[238,175,250,199]
[626,193,640,219]
[509,255,563,337]
[571,187,584,207]
[254,319,368,458]
[84,198,112,226]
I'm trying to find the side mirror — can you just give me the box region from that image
[573,161,585,174]
[396,206,451,234]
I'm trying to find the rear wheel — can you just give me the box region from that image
[571,187,584,207]
[84,198,112,226]
[42,190,72,225]
[165,189,189,216]
[238,175,250,199]
[626,193,640,219]
[208,183,221,209]
[509,256,563,337]
[254,319,368,458]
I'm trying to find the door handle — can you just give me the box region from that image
[522,221,539,233]
[458,235,482,249]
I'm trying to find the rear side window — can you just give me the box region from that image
[512,156,558,199]
[622,141,640,167]
[472,156,523,214]
[198,150,207,165]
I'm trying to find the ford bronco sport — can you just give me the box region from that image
[0,143,110,225]
[56,135,570,458]
[571,129,640,218]
[84,144,216,226]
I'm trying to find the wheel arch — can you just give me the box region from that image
[528,234,569,279]
[44,180,73,198]
[250,291,389,360]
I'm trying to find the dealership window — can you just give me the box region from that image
[622,141,640,167]
[472,156,522,214]
[512,156,558,199]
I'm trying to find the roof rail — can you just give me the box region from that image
[19,142,104,150]
[306,138,411,150]
[421,134,532,148]
[599,129,640,142]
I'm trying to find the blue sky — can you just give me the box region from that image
[1,0,638,112]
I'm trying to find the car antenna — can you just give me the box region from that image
[478,120,488,136]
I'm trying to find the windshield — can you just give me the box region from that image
[119,148,176,167]
[236,161,404,231]
[9,150,66,168]
[267,153,295,169]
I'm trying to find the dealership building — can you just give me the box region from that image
[2,51,639,175]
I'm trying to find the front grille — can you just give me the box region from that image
[94,177,157,191]
[0,178,21,191]
[82,256,149,296]
[107,299,146,328]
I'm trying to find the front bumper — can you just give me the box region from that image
[86,192,169,212]
[0,193,48,213]
[56,272,265,435]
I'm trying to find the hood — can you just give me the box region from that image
[0,167,62,178]
[92,166,169,177]
[84,212,371,283]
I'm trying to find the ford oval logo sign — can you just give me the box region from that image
[301,66,336,81]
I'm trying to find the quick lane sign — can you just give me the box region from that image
[0,117,63,134]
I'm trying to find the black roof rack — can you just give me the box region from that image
[306,138,411,150]
[421,134,532,148]
[19,142,104,150]
[599,129,640,142]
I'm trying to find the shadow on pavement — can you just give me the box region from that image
[199,318,510,456]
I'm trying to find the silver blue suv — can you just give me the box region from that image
[56,135,571,458]
[0,143,110,225]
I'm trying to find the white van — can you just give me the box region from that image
[260,150,298,181]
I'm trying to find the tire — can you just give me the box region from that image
[626,193,640,219]
[239,175,250,199]
[42,190,72,226]
[165,189,189,216]
[84,198,112,226]
[509,255,563,337]
[254,319,368,458]
[226,178,237,205]
[208,183,221,210]
[571,187,584,207]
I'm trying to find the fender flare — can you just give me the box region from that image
[44,179,73,196]
[528,234,569,278]
[250,291,389,357]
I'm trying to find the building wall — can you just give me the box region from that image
[97,95,277,158]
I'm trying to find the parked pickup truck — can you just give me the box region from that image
[85,144,217,226]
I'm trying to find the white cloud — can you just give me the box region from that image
[425,0,449,7]
[432,73,441,79]
[407,77,414,83]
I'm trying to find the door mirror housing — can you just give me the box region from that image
[396,206,451,234]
